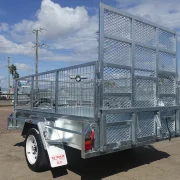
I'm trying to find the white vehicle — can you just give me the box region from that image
[8,3,179,172]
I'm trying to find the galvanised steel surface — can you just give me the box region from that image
[99,3,179,150]
[14,61,97,118]
[11,3,180,157]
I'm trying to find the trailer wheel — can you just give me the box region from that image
[25,128,50,172]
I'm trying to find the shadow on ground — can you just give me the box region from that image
[14,142,170,180]
[65,145,170,180]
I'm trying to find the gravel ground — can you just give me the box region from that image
[1,107,180,180]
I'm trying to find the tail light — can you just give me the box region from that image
[85,129,95,151]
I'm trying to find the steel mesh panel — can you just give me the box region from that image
[104,38,131,66]
[101,4,177,111]
[16,77,32,109]
[135,70,155,77]
[159,29,176,51]
[135,46,156,77]
[104,9,132,40]
[161,110,175,117]
[106,113,131,123]
[134,79,156,107]
[15,63,96,117]
[137,112,155,138]
[159,51,176,72]
[158,97,176,106]
[161,110,175,135]
[134,20,156,46]
[58,65,95,117]
[158,75,175,94]
[104,67,131,93]
[161,120,175,135]
[106,125,131,144]
[103,96,131,108]
[33,72,56,112]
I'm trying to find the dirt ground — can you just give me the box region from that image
[1,107,180,180]
[0,106,18,134]
[0,100,12,106]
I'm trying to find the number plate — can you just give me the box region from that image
[47,145,67,168]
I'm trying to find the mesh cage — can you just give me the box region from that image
[106,113,131,123]
[161,110,176,136]
[161,120,175,137]
[137,112,156,139]
[158,97,176,106]
[104,9,132,40]
[15,62,96,118]
[106,112,132,144]
[16,78,32,109]
[134,20,156,46]
[100,5,177,110]
[103,66,132,108]
[159,51,176,72]
[103,95,131,108]
[104,67,131,93]
[106,125,131,144]
[104,38,131,66]
[134,79,156,107]
[99,4,177,146]
[158,75,176,94]
[135,46,156,77]
[58,64,95,117]
[159,29,176,51]
[33,72,56,112]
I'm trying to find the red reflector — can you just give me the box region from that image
[85,130,94,151]
[85,140,92,151]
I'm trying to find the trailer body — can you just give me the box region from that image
[8,3,179,168]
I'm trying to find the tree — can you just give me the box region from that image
[13,71,19,79]
[9,64,20,79]
[9,64,20,88]
[9,64,17,79]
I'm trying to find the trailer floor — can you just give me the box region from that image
[1,107,180,180]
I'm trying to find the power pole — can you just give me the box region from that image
[5,57,13,93]
[35,30,38,83]
[32,28,45,88]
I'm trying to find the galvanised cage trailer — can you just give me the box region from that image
[8,3,179,171]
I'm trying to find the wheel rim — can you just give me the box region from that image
[26,135,38,165]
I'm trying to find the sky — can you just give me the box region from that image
[0,0,180,87]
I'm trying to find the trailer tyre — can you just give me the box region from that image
[25,128,50,172]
